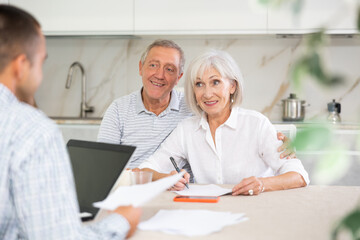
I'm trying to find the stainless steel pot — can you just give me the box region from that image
[281,93,308,122]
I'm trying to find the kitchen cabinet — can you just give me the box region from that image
[57,124,100,144]
[9,0,133,35]
[273,124,360,186]
[297,128,360,186]
[7,0,358,35]
[268,0,359,34]
[134,0,267,34]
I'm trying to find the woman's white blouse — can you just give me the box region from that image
[139,107,310,185]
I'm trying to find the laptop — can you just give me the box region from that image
[66,139,136,221]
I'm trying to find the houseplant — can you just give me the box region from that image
[259,0,360,239]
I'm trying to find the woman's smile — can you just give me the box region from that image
[204,100,218,106]
[194,67,236,120]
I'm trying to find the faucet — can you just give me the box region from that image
[65,61,94,118]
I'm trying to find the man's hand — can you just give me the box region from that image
[277,132,296,159]
[168,169,190,191]
[113,206,142,238]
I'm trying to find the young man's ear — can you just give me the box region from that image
[12,54,29,83]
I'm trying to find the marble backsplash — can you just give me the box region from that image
[36,35,360,123]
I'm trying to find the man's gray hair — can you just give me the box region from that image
[140,39,185,74]
[185,50,244,116]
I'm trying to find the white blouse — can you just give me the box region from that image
[139,107,310,185]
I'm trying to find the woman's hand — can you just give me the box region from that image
[232,176,265,196]
[277,132,296,159]
[167,169,190,191]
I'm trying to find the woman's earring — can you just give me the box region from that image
[230,94,234,103]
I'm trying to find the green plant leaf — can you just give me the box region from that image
[257,0,303,10]
[291,51,343,89]
[307,52,326,80]
[291,58,307,90]
[291,0,303,15]
[313,145,350,185]
[328,75,344,86]
[332,207,360,240]
[291,126,332,151]
[257,0,269,6]
[307,30,326,50]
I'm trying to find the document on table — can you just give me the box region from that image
[174,184,232,196]
[138,209,248,237]
[93,172,185,210]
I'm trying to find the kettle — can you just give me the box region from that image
[327,99,341,123]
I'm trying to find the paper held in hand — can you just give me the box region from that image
[93,172,185,210]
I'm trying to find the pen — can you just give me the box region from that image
[170,157,189,189]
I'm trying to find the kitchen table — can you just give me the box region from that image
[128,185,360,240]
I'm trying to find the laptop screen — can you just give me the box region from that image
[67,139,136,220]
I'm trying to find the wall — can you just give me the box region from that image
[36,35,360,123]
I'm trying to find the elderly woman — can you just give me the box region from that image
[139,50,309,196]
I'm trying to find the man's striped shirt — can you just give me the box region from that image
[97,89,193,169]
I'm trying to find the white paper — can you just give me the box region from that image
[93,172,185,210]
[138,209,248,237]
[174,184,232,196]
[79,212,92,218]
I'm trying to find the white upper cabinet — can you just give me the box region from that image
[9,0,133,35]
[134,0,267,34]
[268,0,359,34]
[7,0,358,35]
[0,0,9,4]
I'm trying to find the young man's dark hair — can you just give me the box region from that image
[0,5,41,73]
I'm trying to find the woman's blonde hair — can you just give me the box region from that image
[185,50,244,116]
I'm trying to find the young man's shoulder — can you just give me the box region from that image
[11,102,58,139]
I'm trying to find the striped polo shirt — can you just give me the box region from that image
[97,89,193,169]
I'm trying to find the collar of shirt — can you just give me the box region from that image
[0,83,18,106]
[135,88,181,116]
[197,106,239,131]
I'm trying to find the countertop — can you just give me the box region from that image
[126,185,360,240]
[50,117,102,125]
[51,116,360,130]
[272,121,360,130]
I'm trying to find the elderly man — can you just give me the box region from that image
[98,40,294,174]
[0,5,140,239]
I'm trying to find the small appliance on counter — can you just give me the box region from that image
[327,99,341,124]
[281,93,308,122]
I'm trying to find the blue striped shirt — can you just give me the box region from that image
[98,89,193,169]
[0,83,129,239]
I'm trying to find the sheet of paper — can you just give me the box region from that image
[174,184,232,196]
[93,172,184,210]
[138,209,248,237]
